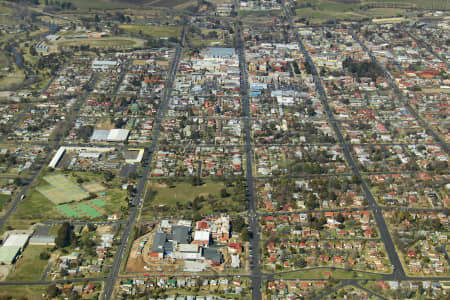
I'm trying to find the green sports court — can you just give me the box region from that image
[56,198,106,218]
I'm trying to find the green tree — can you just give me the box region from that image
[191,176,201,186]
[220,188,229,198]
[103,170,115,182]
[55,222,73,248]
[336,213,345,223]
[241,227,250,241]
[351,174,360,184]
[47,284,59,297]
[295,258,307,268]
[231,217,245,233]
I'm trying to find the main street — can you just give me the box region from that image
[236,19,263,300]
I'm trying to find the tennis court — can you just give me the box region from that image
[82,182,106,193]
[37,174,89,205]
[56,198,106,218]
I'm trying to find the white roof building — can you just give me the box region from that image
[92,59,118,71]
[107,129,130,142]
[91,129,130,142]
[193,231,210,243]
[49,147,66,168]
[3,233,30,249]
[178,244,199,253]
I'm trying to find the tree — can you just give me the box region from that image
[351,174,360,184]
[47,284,59,297]
[220,188,229,198]
[191,176,201,186]
[336,212,345,223]
[29,45,37,56]
[241,227,250,241]
[87,224,96,232]
[295,258,307,268]
[103,170,115,182]
[231,217,245,233]
[14,177,25,186]
[76,125,93,142]
[40,252,50,260]
[55,222,73,248]
[127,184,135,195]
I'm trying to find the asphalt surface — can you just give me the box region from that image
[41,261,53,281]
[236,21,263,300]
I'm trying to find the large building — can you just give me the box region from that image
[0,233,31,265]
[91,129,130,142]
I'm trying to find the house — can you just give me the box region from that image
[228,243,242,254]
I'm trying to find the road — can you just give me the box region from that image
[235,20,263,300]
[101,26,185,300]
[41,261,53,281]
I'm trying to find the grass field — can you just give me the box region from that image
[0,3,11,14]
[276,268,383,279]
[141,180,246,218]
[119,25,181,39]
[57,0,142,10]
[0,194,10,211]
[292,0,450,23]
[56,198,106,218]
[0,285,47,299]
[44,0,195,11]
[57,37,143,49]
[11,171,128,224]
[366,0,450,10]
[0,52,9,69]
[37,174,90,205]
[0,68,25,90]
[6,245,51,281]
